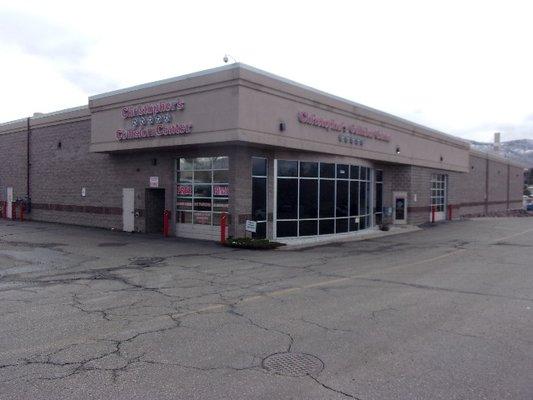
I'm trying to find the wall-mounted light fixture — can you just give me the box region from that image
[151,158,157,166]
[395,146,401,155]
[279,122,286,132]
[440,155,444,162]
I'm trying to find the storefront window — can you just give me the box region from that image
[374,170,383,225]
[176,156,229,226]
[275,160,373,238]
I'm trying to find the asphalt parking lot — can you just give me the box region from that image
[0,218,532,400]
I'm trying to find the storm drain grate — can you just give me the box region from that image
[262,352,324,377]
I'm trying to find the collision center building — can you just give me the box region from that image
[0,64,525,241]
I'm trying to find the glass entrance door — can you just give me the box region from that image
[393,191,407,224]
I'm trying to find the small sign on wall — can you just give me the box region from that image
[81,187,86,197]
[149,176,159,188]
[245,220,257,233]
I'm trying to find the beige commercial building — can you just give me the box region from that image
[0,64,525,241]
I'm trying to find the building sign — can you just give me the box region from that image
[149,176,159,188]
[297,111,391,142]
[116,99,193,141]
[245,220,257,233]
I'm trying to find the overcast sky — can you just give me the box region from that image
[1,0,532,142]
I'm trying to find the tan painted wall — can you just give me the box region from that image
[88,64,471,173]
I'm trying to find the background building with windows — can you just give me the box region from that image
[0,64,525,242]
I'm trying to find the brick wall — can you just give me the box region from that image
[0,130,28,204]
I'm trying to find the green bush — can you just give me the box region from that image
[223,237,286,250]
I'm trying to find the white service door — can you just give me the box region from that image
[122,188,135,232]
[6,187,13,219]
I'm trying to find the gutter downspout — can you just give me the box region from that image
[26,117,31,208]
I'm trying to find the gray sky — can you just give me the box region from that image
[1,0,532,142]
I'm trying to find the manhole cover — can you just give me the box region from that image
[262,352,324,377]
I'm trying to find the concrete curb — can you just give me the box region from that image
[276,225,422,250]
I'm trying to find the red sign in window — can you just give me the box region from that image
[177,185,192,196]
[213,185,229,196]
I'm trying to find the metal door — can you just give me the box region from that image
[6,187,13,219]
[122,188,135,232]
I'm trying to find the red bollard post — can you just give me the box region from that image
[0,201,4,219]
[448,204,452,221]
[20,205,25,222]
[12,204,17,221]
[163,210,170,237]
[220,213,227,243]
[431,205,436,223]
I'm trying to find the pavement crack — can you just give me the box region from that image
[309,375,362,399]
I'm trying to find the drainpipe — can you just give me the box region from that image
[26,117,31,210]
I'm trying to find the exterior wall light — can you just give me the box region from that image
[279,122,286,132]
[396,146,401,154]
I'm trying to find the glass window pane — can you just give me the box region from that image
[319,180,335,218]
[252,157,267,176]
[194,185,211,197]
[350,165,360,180]
[179,158,194,171]
[350,181,359,216]
[177,211,192,223]
[319,219,334,235]
[194,212,211,225]
[194,198,212,211]
[375,213,383,225]
[336,164,349,179]
[336,218,348,233]
[213,170,228,183]
[213,156,228,170]
[299,179,318,219]
[320,163,335,178]
[194,170,212,183]
[177,197,192,210]
[360,215,367,230]
[349,217,359,231]
[213,213,230,226]
[252,177,267,221]
[336,180,348,217]
[299,220,318,236]
[359,182,367,214]
[213,198,229,212]
[376,170,383,182]
[277,221,297,237]
[278,160,298,177]
[277,178,298,219]
[178,171,193,183]
[375,183,383,212]
[194,157,212,170]
[177,184,193,196]
[252,222,267,239]
[213,185,229,197]
[360,167,368,181]
[300,162,318,177]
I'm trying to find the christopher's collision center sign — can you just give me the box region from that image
[116,99,193,141]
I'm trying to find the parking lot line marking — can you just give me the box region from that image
[491,228,533,244]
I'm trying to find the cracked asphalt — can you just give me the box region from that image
[0,218,532,400]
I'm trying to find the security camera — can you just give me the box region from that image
[223,55,228,63]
